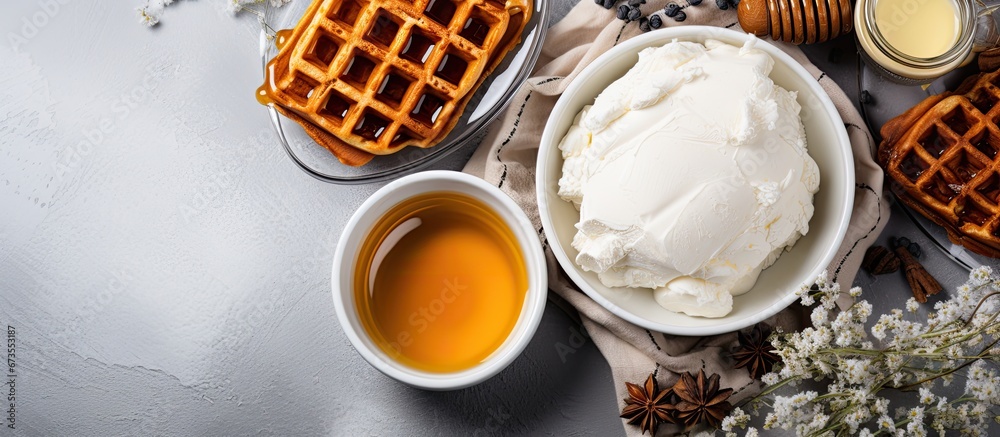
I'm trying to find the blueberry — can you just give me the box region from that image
[716,0,729,10]
[664,3,680,16]
[639,17,651,31]
[861,90,874,105]
[627,6,642,21]
[594,0,603,5]
[628,0,646,6]
[617,4,630,20]
[674,10,687,20]
[729,0,741,6]
[908,242,922,258]
[602,0,615,9]
[827,48,841,63]
[689,0,703,5]
[897,237,912,247]
[649,14,662,28]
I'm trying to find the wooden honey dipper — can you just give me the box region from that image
[737,0,853,44]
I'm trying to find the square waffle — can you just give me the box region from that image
[879,70,1000,257]
[258,0,531,166]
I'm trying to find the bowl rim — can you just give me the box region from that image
[536,26,856,336]
[331,170,548,389]
[261,0,551,185]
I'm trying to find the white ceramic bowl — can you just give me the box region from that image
[332,170,547,390]
[536,27,855,336]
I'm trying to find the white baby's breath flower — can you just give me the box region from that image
[763,411,778,429]
[906,419,927,437]
[935,396,948,410]
[719,407,750,435]
[856,300,873,319]
[872,397,890,416]
[871,319,888,340]
[946,343,966,360]
[727,407,749,426]
[971,266,992,286]
[811,305,829,327]
[841,358,872,385]
[805,412,829,434]
[906,297,920,313]
[721,416,737,432]
[225,0,244,14]
[137,5,160,26]
[814,271,829,287]
[877,414,896,431]
[832,307,852,329]
[821,292,839,310]
[919,387,936,405]
[932,419,947,436]
[931,300,960,326]
[845,407,871,433]
[798,287,816,306]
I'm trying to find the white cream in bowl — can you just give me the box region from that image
[556,39,820,318]
[537,26,854,335]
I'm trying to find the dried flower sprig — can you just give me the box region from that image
[137,0,290,27]
[718,267,1000,436]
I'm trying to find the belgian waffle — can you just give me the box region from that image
[258,0,531,166]
[879,70,1000,257]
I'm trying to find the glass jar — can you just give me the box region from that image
[855,0,1000,84]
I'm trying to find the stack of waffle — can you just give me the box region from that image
[879,70,1000,257]
[258,0,531,166]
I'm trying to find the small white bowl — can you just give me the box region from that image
[332,170,547,390]
[536,27,855,336]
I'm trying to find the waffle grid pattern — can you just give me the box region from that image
[269,0,525,155]
[889,72,1000,247]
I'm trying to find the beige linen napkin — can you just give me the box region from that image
[464,1,889,434]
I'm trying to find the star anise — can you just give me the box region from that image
[732,323,781,380]
[673,369,733,430]
[620,373,675,435]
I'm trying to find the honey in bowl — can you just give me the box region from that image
[353,192,528,373]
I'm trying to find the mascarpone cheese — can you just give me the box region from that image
[557,38,819,318]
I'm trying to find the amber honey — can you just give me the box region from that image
[354,192,527,373]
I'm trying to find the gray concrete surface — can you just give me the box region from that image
[0,0,979,436]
